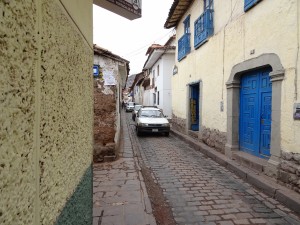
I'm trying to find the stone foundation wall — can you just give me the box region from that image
[200,126,227,154]
[278,152,300,193]
[171,114,186,133]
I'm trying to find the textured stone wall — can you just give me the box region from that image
[39,1,93,224]
[93,53,126,162]
[171,115,227,154]
[201,126,227,154]
[0,1,37,224]
[93,79,117,162]
[278,152,300,194]
[171,114,186,133]
[0,0,93,224]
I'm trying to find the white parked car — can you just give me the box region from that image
[126,102,135,112]
[132,104,142,121]
[135,107,170,136]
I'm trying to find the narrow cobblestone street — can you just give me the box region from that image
[125,113,300,225]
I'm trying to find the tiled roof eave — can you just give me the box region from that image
[164,0,194,29]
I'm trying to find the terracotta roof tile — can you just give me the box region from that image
[164,0,194,29]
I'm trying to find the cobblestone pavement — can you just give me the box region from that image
[93,159,156,225]
[126,114,300,225]
[92,112,156,225]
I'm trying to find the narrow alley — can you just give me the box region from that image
[5,1,300,225]
[127,113,300,225]
[93,112,300,225]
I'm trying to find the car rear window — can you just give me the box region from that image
[140,110,163,118]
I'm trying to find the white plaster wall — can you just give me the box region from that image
[162,53,174,91]
[161,53,174,118]
[152,53,174,118]
[155,59,163,108]
[147,70,155,106]
[162,90,172,118]
[94,55,119,82]
[173,0,300,153]
[143,89,151,106]
[134,86,140,104]
[137,85,144,104]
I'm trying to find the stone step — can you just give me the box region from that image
[232,151,267,173]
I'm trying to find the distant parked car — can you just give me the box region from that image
[126,102,135,112]
[135,107,170,136]
[132,104,143,121]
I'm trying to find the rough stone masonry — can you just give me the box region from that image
[93,79,117,162]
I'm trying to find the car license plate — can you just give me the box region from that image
[152,129,158,132]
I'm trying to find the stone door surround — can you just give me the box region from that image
[225,53,285,171]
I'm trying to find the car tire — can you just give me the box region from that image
[136,128,141,136]
[165,132,169,137]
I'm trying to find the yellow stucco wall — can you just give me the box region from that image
[60,0,93,46]
[0,1,37,224]
[173,0,300,153]
[0,0,93,224]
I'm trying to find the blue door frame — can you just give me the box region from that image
[190,83,199,131]
[239,68,272,158]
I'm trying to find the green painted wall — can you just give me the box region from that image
[55,166,93,225]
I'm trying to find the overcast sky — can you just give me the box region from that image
[93,0,175,75]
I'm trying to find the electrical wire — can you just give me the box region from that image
[123,28,175,57]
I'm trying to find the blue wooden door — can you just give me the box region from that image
[190,84,199,131]
[240,68,272,158]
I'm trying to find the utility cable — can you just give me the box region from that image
[123,29,175,57]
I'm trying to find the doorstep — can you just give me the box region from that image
[232,151,267,173]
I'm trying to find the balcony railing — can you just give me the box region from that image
[178,33,191,61]
[194,9,214,49]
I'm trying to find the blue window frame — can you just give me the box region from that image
[184,15,190,34]
[178,33,191,61]
[194,8,214,49]
[204,0,213,10]
[178,15,191,61]
[244,0,261,11]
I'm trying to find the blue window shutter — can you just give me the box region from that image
[178,33,191,61]
[183,15,191,34]
[194,9,214,49]
[178,15,191,61]
[244,0,261,12]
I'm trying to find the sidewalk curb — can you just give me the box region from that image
[171,129,300,215]
[123,111,157,225]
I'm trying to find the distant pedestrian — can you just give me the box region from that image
[122,101,125,109]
